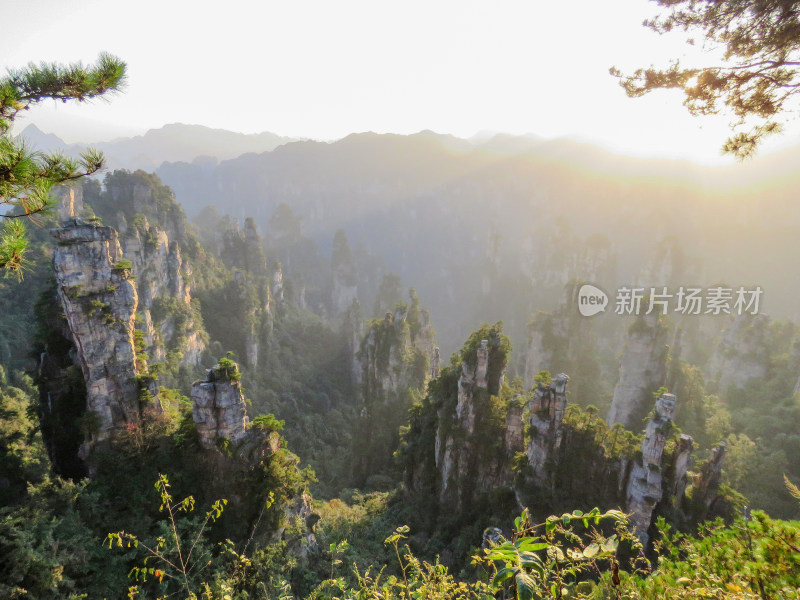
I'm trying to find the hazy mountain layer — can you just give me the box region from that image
[17,123,298,172]
[154,130,800,354]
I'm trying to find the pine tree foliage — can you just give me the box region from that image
[611,0,800,158]
[0,53,126,275]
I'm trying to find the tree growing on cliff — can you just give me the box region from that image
[0,53,126,275]
[611,0,800,158]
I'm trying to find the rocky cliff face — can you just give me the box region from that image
[523,285,602,403]
[50,220,152,458]
[425,326,519,511]
[353,292,435,484]
[191,362,249,448]
[434,335,522,510]
[358,305,433,406]
[527,373,569,483]
[693,442,726,509]
[331,230,358,317]
[607,315,670,428]
[625,393,677,544]
[121,215,205,368]
[707,315,770,392]
[79,171,210,380]
[522,228,616,309]
[43,174,210,467]
[666,433,694,506]
[189,360,319,560]
[54,185,85,221]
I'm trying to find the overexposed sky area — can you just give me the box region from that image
[4,0,800,163]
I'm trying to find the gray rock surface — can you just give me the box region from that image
[121,215,204,368]
[191,364,249,449]
[51,220,144,456]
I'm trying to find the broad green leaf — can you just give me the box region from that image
[517,538,547,552]
[515,572,536,600]
[546,519,557,535]
[493,567,516,587]
[519,552,545,572]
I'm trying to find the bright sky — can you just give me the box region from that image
[4,0,800,164]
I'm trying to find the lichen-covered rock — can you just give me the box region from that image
[607,315,669,428]
[51,220,145,456]
[191,363,249,449]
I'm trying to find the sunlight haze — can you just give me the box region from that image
[4,0,800,162]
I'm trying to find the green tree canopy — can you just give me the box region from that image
[0,53,126,275]
[612,0,800,158]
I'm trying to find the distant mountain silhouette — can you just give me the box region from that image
[16,123,299,171]
[15,124,71,154]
